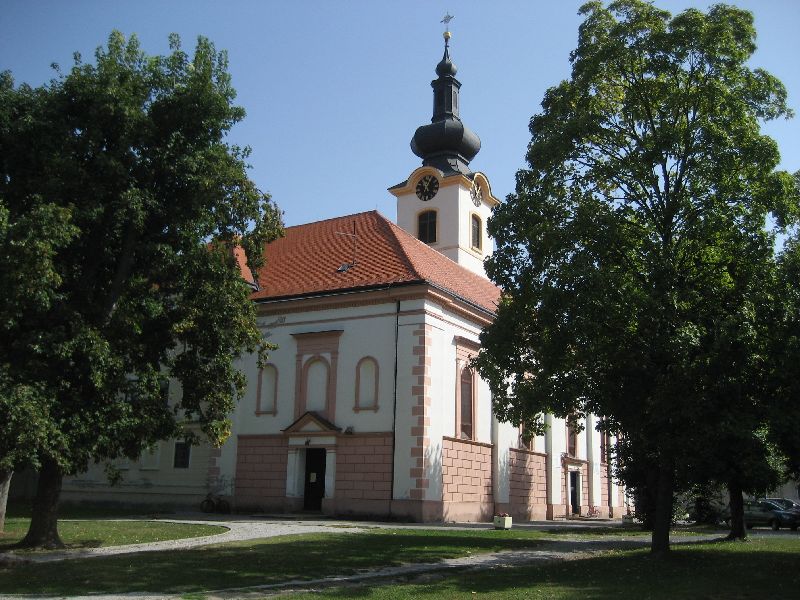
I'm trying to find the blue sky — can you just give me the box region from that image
[3,0,799,227]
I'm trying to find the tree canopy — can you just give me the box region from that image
[474,0,799,554]
[0,32,283,547]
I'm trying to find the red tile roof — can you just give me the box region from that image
[248,210,499,313]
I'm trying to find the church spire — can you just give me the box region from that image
[410,28,481,176]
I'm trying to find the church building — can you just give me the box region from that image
[61,31,625,522]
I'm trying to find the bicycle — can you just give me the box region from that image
[200,492,231,514]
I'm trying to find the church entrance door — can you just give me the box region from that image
[303,448,326,511]
[569,471,580,515]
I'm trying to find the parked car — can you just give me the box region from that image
[766,498,800,514]
[722,499,800,531]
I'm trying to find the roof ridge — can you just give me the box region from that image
[283,209,382,231]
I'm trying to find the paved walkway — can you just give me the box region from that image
[0,515,723,600]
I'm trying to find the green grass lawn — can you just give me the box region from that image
[0,518,226,552]
[291,536,800,599]
[1,499,221,551]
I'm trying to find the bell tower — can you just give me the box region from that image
[389,28,498,278]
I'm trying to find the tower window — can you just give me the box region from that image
[418,210,437,244]
[471,214,482,251]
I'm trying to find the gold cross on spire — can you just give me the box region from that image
[441,12,454,33]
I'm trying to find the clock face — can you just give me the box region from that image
[470,182,483,207]
[415,175,439,201]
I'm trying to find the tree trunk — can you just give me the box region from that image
[639,470,659,531]
[0,469,12,532]
[726,481,747,540]
[16,459,64,549]
[651,458,674,555]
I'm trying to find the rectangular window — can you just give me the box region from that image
[140,444,160,470]
[173,440,191,469]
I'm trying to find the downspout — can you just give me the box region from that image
[389,299,400,515]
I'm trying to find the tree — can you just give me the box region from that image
[685,172,800,541]
[474,0,798,554]
[0,32,283,548]
[687,258,786,540]
[767,173,800,480]
[765,220,800,499]
[0,86,79,531]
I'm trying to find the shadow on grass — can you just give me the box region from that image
[0,530,546,596]
[310,538,800,599]
[540,523,728,537]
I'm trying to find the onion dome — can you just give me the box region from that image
[411,31,481,175]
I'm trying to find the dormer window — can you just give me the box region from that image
[418,210,437,244]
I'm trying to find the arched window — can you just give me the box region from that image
[460,368,474,440]
[471,214,482,250]
[257,364,278,415]
[355,357,379,411]
[418,210,437,244]
[305,358,329,413]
